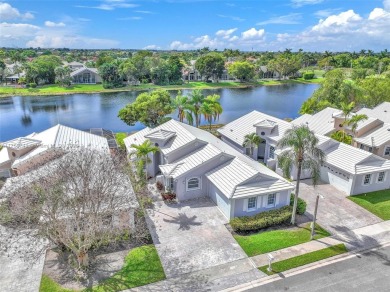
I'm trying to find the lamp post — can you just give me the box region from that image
[311,193,324,240]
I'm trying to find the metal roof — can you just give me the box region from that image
[1,137,41,150]
[292,107,338,135]
[233,180,295,198]
[253,119,276,128]
[354,123,390,147]
[145,129,176,142]
[0,147,11,167]
[357,102,390,123]
[217,110,292,146]
[70,67,98,77]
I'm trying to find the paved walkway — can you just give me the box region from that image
[299,179,382,235]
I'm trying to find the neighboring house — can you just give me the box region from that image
[182,60,234,82]
[0,124,109,178]
[259,66,279,79]
[124,120,294,219]
[219,110,390,195]
[70,67,101,84]
[5,72,25,85]
[66,61,85,71]
[292,102,390,159]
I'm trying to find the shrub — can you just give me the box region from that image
[303,72,315,80]
[230,206,292,232]
[162,192,176,201]
[290,194,307,215]
[156,181,164,191]
[29,82,37,88]
[115,132,127,149]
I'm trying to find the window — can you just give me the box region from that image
[378,172,385,183]
[368,147,373,152]
[261,131,265,136]
[169,177,174,190]
[384,146,390,156]
[187,177,200,190]
[267,193,276,207]
[360,144,364,150]
[247,197,257,211]
[363,174,371,185]
[269,146,275,159]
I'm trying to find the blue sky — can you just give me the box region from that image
[1,0,389,51]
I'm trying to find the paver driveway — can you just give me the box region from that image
[146,197,249,278]
[299,179,382,235]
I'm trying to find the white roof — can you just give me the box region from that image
[253,119,276,128]
[292,107,338,135]
[1,137,41,150]
[357,102,390,123]
[234,179,294,198]
[11,124,109,168]
[70,67,98,77]
[217,111,292,145]
[145,129,176,142]
[354,123,390,147]
[0,147,11,167]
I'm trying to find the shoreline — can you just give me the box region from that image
[0,79,321,98]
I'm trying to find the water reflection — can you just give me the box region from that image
[0,84,319,141]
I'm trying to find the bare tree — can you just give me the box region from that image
[0,147,139,269]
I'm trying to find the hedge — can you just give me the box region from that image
[303,72,315,80]
[230,206,292,232]
[290,194,307,215]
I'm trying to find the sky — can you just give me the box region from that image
[1,0,390,51]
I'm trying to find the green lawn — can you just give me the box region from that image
[234,223,330,257]
[259,244,348,275]
[40,245,165,292]
[348,190,390,220]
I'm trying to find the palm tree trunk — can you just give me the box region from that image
[291,160,302,225]
[145,156,148,181]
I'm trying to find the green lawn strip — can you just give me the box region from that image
[234,223,330,257]
[39,245,165,292]
[348,190,390,220]
[115,132,127,150]
[259,244,347,275]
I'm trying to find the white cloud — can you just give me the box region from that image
[44,21,66,27]
[135,10,153,14]
[291,0,323,7]
[241,28,265,40]
[26,35,119,49]
[143,44,161,50]
[312,10,362,34]
[384,0,390,11]
[75,0,138,10]
[217,14,245,22]
[117,16,142,20]
[0,2,34,20]
[257,13,302,25]
[215,28,237,39]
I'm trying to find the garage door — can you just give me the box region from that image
[209,183,230,219]
[321,167,351,194]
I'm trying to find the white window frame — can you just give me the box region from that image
[267,193,276,207]
[362,174,372,186]
[186,177,201,191]
[269,146,275,159]
[247,197,257,211]
[384,146,390,156]
[377,171,386,183]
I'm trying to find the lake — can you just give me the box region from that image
[0,83,319,141]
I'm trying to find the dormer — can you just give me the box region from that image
[253,119,276,137]
[1,137,41,161]
[332,111,348,131]
[144,129,176,147]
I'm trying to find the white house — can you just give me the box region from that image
[124,120,294,219]
[70,67,101,84]
[218,110,390,196]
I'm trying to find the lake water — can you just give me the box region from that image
[0,84,319,141]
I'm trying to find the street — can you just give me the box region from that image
[248,245,390,292]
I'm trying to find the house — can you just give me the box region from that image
[182,60,234,82]
[124,120,294,219]
[66,61,85,71]
[219,110,390,195]
[70,67,101,84]
[0,124,109,178]
[292,102,390,159]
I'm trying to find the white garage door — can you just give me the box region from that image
[209,183,230,219]
[321,167,351,194]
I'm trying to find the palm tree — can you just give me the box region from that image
[277,125,325,225]
[173,91,194,125]
[200,102,213,130]
[242,133,262,157]
[348,114,368,137]
[339,101,355,140]
[130,140,159,181]
[188,89,205,127]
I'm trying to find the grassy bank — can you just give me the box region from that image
[348,190,390,220]
[0,79,322,98]
[259,244,348,275]
[234,223,330,257]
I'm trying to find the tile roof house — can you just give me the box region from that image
[125,119,294,219]
[219,110,390,196]
[0,124,109,178]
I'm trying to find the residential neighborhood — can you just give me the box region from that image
[1,0,390,291]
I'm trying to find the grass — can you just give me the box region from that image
[39,245,165,292]
[0,78,322,98]
[234,223,330,257]
[259,244,348,275]
[115,132,127,150]
[348,190,390,220]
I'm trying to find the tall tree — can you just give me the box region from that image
[131,140,159,180]
[173,91,193,124]
[188,89,205,127]
[277,125,325,225]
[98,62,123,89]
[227,61,255,82]
[195,53,225,82]
[242,133,262,157]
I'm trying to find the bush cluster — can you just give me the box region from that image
[27,82,37,88]
[290,194,307,215]
[303,72,315,80]
[230,206,292,232]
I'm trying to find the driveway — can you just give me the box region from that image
[299,179,382,235]
[146,197,251,278]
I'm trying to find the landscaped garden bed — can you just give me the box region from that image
[348,190,390,220]
[259,244,347,275]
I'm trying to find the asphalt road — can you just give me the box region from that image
[248,245,390,292]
